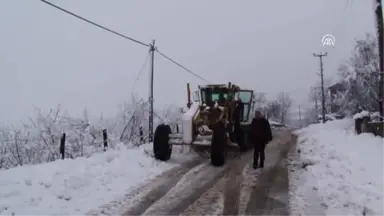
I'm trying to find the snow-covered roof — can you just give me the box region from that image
[353,110,370,119]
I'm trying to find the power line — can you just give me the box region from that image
[343,0,351,12]
[40,0,210,84]
[40,0,149,48]
[131,51,151,92]
[155,48,211,83]
[134,51,151,83]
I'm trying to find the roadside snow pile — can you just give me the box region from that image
[269,120,286,128]
[0,143,196,215]
[288,119,383,215]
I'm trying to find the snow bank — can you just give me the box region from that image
[269,120,287,129]
[289,119,383,215]
[269,120,282,125]
[0,143,196,215]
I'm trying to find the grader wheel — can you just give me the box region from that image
[153,124,172,161]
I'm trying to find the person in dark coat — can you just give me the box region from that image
[233,98,245,151]
[250,110,272,169]
[233,98,244,122]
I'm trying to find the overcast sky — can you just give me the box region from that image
[0,0,377,125]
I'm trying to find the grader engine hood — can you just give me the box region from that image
[169,102,216,146]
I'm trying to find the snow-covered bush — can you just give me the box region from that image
[0,96,183,170]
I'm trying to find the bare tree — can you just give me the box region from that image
[309,86,321,115]
[264,100,281,120]
[253,92,267,109]
[277,92,293,124]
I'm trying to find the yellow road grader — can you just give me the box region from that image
[153,82,256,166]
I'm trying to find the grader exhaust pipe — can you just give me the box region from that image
[187,83,192,109]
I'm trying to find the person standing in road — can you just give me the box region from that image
[250,110,273,169]
[233,98,246,152]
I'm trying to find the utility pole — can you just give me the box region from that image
[148,40,155,142]
[374,0,384,116]
[298,105,302,128]
[313,52,327,123]
[313,87,320,115]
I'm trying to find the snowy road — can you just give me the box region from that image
[116,130,294,216]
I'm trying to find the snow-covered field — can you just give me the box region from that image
[0,143,196,215]
[288,119,383,215]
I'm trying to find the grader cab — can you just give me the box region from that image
[153,82,255,166]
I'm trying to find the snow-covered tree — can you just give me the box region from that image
[337,33,382,115]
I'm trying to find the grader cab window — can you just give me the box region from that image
[200,88,229,106]
[235,90,253,122]
[211,93,228,103]
[238,91,252,103]
[192,90,200,102]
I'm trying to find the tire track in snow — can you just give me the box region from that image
[86,158,204,216]
[179,152,251,216]
[180,176,226,216]
[120,158,204,216]
[118,130,291,216]
[178,131,288,216]
[223,130,291,215]
[141,161,229,215]
[238,131,290,215]
[222,152,251,215]
[238,163,263,215]
[245,132,292,215]
[175,130,291,216]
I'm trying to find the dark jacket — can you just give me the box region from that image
[233,102,244,123]
[250,117,272,144]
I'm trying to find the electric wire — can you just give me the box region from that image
[155,48,211,84]
[40,0,149,47]
[343,0,351,12]
[131,51,151,93]
[41,0,210,85]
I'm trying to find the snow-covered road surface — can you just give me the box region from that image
[119,130,294,216]
[288,119,384,215]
